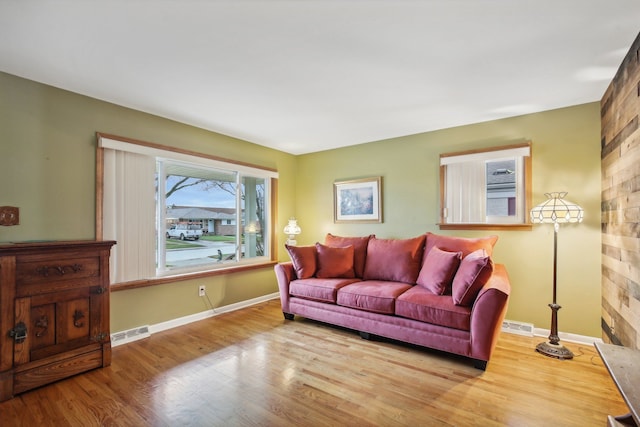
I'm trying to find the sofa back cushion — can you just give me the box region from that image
[285,244,317,279]
[325,233,373,278]
[452,249,494,306]
[363,235,426,284]
[424,232,498,258]
[315,243,356,278]
[416,246,463,295]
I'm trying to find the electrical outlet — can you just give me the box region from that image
[198,285,206,297]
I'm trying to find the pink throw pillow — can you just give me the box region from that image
[452,249,494,306]
[363,235,426,284]
[315,243,356,278]
[325,233,373,278]
[424,232,498,258]
[285,244,317,279]
[416,246,463,295]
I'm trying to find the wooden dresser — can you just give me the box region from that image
[0,240,115,401]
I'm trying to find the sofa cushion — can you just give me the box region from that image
[315,243,356,278]
[337,280,412,314]
[452,249,494,306]
[290,277,361,303]
[416,246,462,295]
[424,232,498,258]
[363,235,426,284]
[396,286,471,331]
[325,233,373,278]
[285,244,317,279]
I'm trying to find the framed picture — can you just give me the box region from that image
[334,177,383,223]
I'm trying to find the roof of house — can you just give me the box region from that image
[167,206,236,220]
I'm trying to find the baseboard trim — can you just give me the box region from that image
[501,317,601,346]
[111,292,279,347]
[113,306,602,348]
[532,327,602,346]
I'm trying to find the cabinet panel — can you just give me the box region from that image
[64,298,90,341]
[13,346,103,395]
[31,303,56,349]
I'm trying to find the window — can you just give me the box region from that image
[439,142,532,230]
[96,134,277,285]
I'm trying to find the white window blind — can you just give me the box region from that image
[102,149,156,283]
[445,161,486,223]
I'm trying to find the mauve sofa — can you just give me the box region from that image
[274,232,511,370]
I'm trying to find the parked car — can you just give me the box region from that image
[166,224,203,240]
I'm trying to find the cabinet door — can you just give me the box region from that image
[14,286,106,365]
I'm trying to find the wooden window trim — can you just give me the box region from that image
[438,141,532,231]
[96,132,280,287]
[111,261,278,292]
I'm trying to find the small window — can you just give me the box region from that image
[439,142,532,230]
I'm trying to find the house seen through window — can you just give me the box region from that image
[486,159,516,217]
[159,161,267,273]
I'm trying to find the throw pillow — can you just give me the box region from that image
[362,235,426,284]
[416,246,463,295]
[424,232,498,258]
[452,249,494,306]
[315,243,356,278]
[324,233,374,278]
[285,244,317,279]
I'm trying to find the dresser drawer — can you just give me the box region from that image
[15,254,102,297]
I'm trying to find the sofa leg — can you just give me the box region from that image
[473,359,487,371]
[283,312,294,320]
[359,331,372,340]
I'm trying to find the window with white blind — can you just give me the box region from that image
[439,142,532,230]
[97,134,277,285]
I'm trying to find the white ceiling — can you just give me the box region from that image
[1,1,639,155]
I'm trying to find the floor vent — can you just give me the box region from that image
[111,325,150,347]
[502,320,534,337]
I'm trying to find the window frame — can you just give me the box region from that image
[95,132,278,291]
[438,141,532,231]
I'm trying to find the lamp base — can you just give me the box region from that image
[536,341,574,360]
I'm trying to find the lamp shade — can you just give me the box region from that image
[244,221,260,234]
[530,192,584,224]
[283,218,301,235]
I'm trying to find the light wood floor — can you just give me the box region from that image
[0,299,629,426]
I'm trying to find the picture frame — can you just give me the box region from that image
[334,176,383,223]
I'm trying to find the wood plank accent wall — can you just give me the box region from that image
[601,31,640,349]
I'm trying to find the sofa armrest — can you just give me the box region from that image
[274,262,297,314]
[469,263,511,361]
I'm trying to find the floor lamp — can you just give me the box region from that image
[530,192,584,360]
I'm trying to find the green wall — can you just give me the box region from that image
[296,103,602,337]
[0,71,297,332]
[1,71,602,337]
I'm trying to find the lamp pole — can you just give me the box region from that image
[549,222,560,345]
[536,221,574,359]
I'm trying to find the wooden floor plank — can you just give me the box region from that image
[0,299,630,426]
